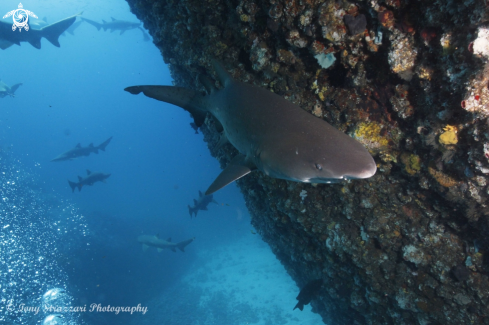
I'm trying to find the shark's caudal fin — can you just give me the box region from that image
[205,154,256,195]
[124,86,207,127]
[98,136,113,151]
[81,18,102,31]
[68,180,80,193]
[41,15,77,47]
[293,302,304,311]
[176,237,195,252]
[188,205,198,218]
[9,83,22,95]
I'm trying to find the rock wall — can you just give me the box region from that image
[125,0,489,324]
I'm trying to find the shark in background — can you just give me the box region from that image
[81,17,149,41]
[68,170,111,193]
[0,13,80,50]
[137,235,195,253]
[188,190,218,218]
[51,136,113,162]
[0,80,22,98]
[125,60,377,195]
[32,16,84,36]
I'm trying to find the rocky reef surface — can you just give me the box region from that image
[125,0,489,323]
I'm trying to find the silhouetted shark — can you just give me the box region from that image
[188,190,218,218]
[0,80,22,98]
[81,17,149,41]
[0,13,79,50]
[125,60,377,195]
[68,170,111,192]
[51,137,112,162]
[138,235,195,252]
[293,279,323,311]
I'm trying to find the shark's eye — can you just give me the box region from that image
[315,163,322,171]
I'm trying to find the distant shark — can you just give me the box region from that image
[188,190,218,218]
[0,13,79,50]
[293,279,323,311]
[125,60,377,195]
[0,80,22,98]
[137,235,195,253]
[51,136,112,162]
[68,170,111,192]
[81,17,149,41]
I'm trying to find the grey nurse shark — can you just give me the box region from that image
[51,137,112,162]
[125,60,377,195]
[0,13,80,50]
[81,17,149,41]
[68,170,111,192]
[137,235,195,253]
[0,80,22,98]
[188,190,218,218]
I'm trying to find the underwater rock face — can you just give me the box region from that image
[125,0,489,324]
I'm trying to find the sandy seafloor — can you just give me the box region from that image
[130,234,323,325]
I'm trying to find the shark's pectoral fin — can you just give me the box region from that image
[205,154,256,195]
[157,248,163,253]
[124,85,207,127]
[142,244,149,252]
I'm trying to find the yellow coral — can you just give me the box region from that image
[401,153,421,175]
[354,122,389,152]
[439,125,458,145]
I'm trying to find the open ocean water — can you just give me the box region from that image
[0,1,323,324]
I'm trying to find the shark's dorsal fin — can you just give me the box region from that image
[89,143,94,147]
[211,59,233,88]
[215,133,229,150]
[205,154,256,195]
[77,176,83,182]
[124,86,207,127]
[199,75,217,95]
[166,237,171,242]
[75,143,81,148]
[199,190,203,197]
[86,169,91,175]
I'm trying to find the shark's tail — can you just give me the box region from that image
[68,180,81,193]
[176,237,195,252]
[188,205,198,218]
[293,302,304,311]
[9,83,22,96]
[81,18,102,31]
[97,136,113,152]
[41,15,77,47]
[124,86,208,128]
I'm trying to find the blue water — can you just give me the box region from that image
[1,1,323,324]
